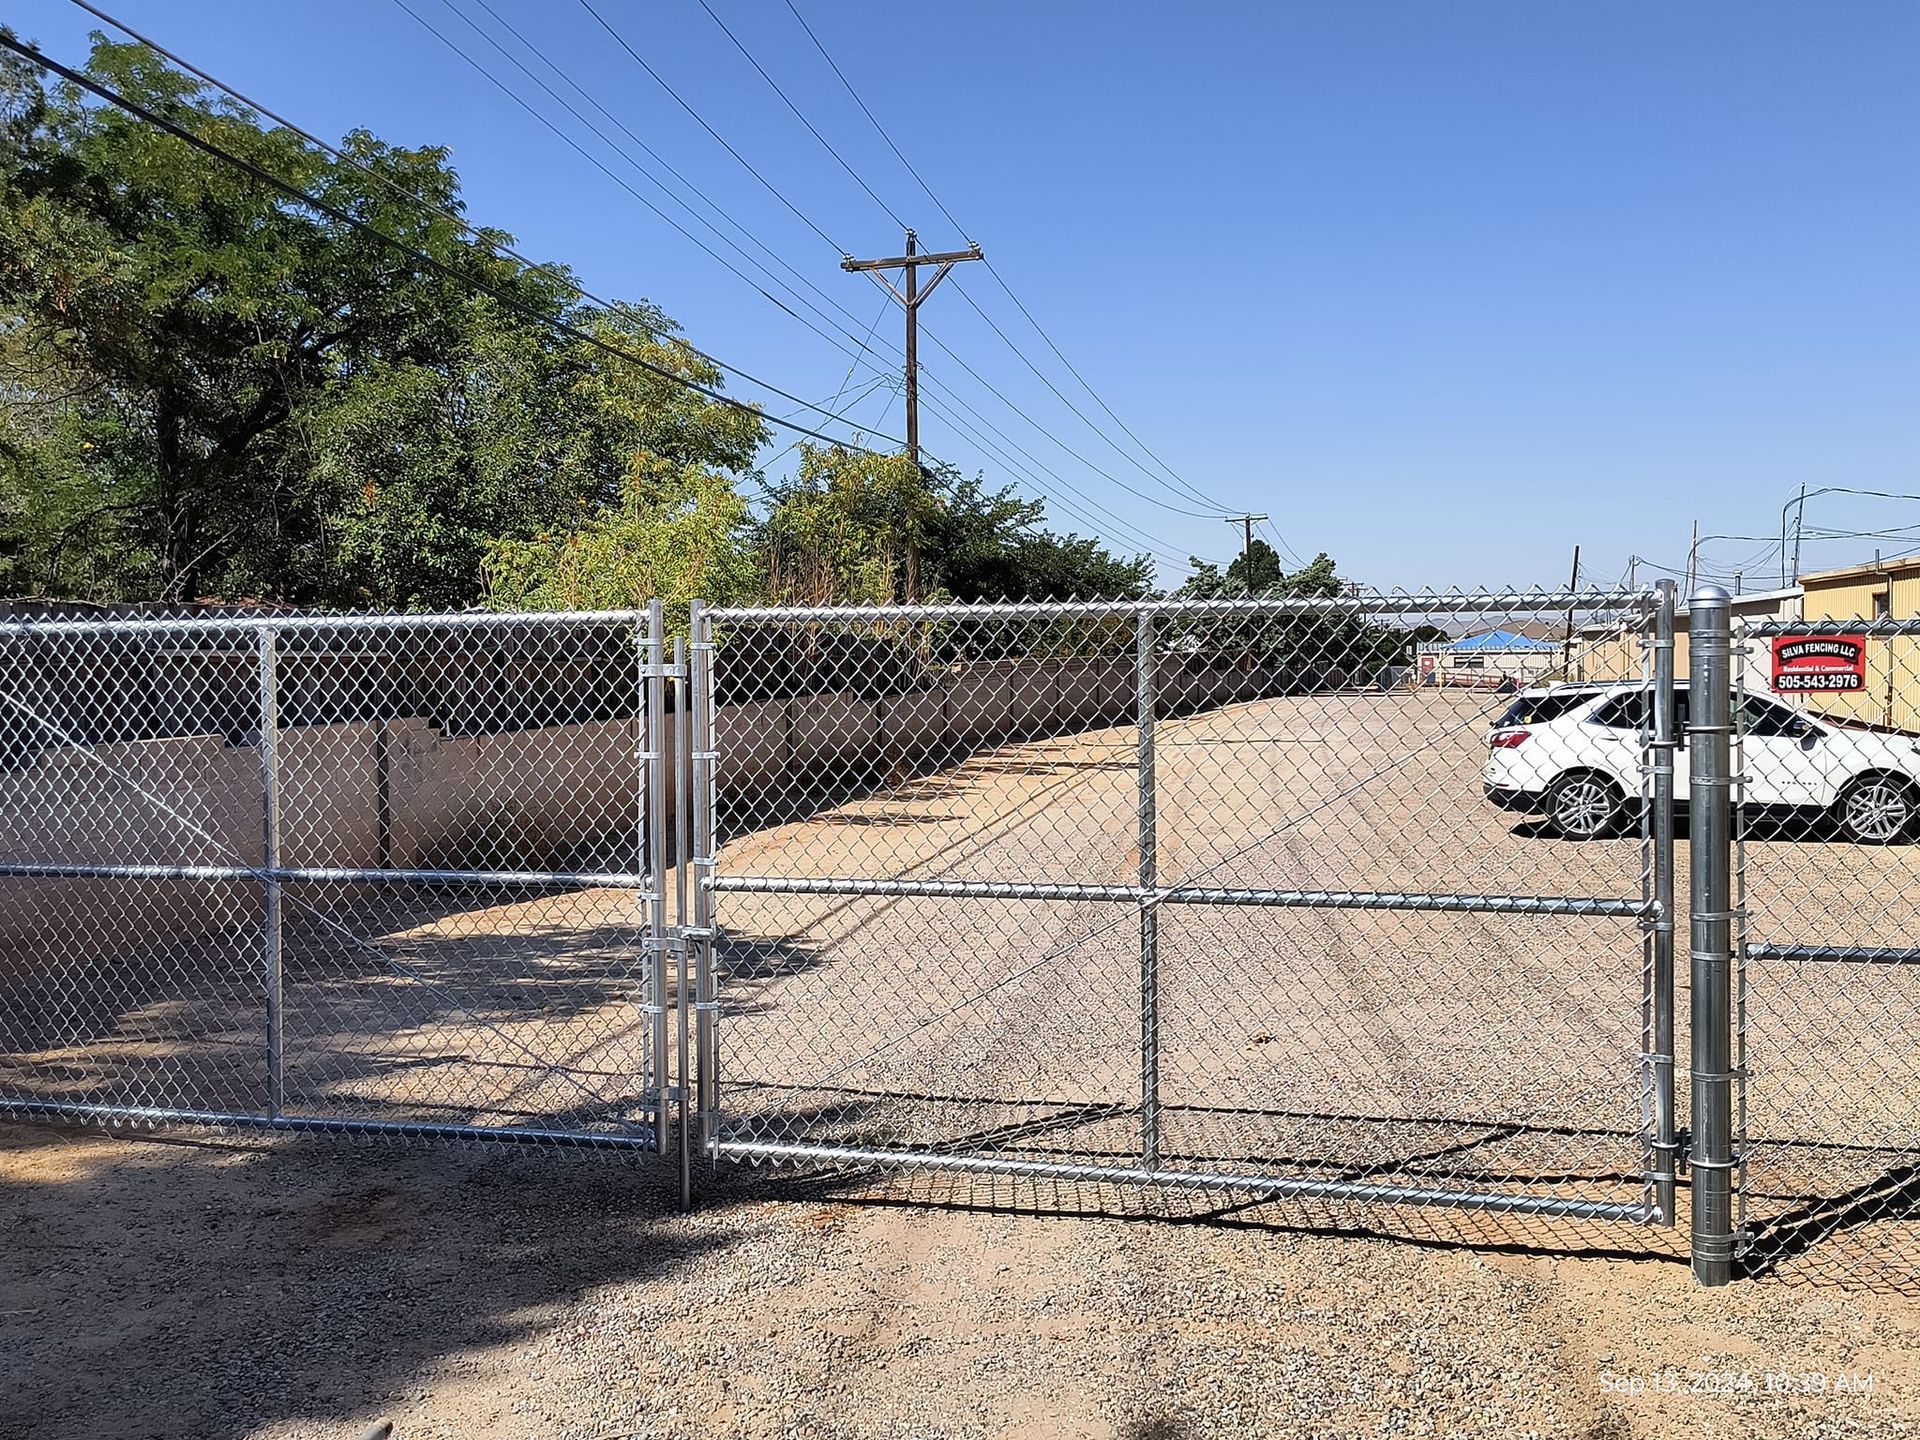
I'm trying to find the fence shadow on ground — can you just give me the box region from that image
[703,1090,1692,1268]
[0,884,821,1137]
[0,1121,724,1440]
[1739,1149,1920,1291]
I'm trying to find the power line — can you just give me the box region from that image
[544,3,1220,560]
[394,0,915,418]
[69,0,910,450]
[1258,518,1309,569]
[680,0,1233,523]
[1,33,897,452]
[455,0,899,358]
[44,8,1196,575]
[399,1,1178,560]
[907,364,1204,566]
[573,0,847,255]
[775,0,1239,516]
[946,281,1232,517]
[969,263,1239,513]
[689,0,904,230]
[779,0,967,238]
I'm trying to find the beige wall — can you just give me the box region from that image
[1801,568,1920,731]
[0,650,1381,975]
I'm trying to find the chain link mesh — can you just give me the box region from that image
[697,592,1671,1244]
[1732,615,1920,1283]
[0,611,665,1151]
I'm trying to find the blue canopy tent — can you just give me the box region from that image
[1449,629,1558,653]
[1423,628,1562,690]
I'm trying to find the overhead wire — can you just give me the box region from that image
[474,5,1202,564]
[777,0,1240,517]
[943,282,1234,518]
[67,0,910,450]
[688,0,904,230]
[572,0,846,255]
[54,3,1192,573]
[2,34,897,451]
[672,0,1232,526]
[1258,518,1310,570]
[394,0,917,418]
[400,1,1182,563]
[456,0,899,358]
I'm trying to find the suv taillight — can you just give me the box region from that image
[1490,729,1530,749]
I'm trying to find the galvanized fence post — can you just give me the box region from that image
[689,600,719,1170]
[1648,580,1679,1224]
[673,633,693,1210]
[1136,610,1160,1167]
[1688,584,1738,1284]
[643,601,669,1157]
[257,623,284,1119]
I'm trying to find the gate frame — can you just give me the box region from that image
[686,590,1678,1226]
[0,604,676,1158]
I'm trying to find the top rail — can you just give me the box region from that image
[706,591,1652,623]
[1744,618,1920,638]
[0,609,649,640]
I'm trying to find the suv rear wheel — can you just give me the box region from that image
[1544,771,1625,839]
[1835,774,1918,844]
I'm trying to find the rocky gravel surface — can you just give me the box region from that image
[6,1123,1919,1440]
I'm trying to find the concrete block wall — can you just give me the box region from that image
[0,651,1291,970]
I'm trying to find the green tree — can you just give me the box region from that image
[0,37,761,607]
[482,452,757,613]
[1176,540,1329,600]
[759,444,936,605]
[924,475,1152,601]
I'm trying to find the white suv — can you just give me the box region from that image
[1483,682,1920,842]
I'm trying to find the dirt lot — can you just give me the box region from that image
[6,684,1920,1436]
[6,1122,1920,1440]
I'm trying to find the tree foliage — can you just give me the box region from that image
[759,446,1153,605]
[0,37,1196,616]
[0,37,761,607]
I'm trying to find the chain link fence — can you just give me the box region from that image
[690,591,1674,1247]
[1733,613,1920,1284]
[0,608,671,1152]
[9,589,1920,1284]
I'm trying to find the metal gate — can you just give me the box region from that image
[0,605,676,1155]
[688,590,1678,1237]
[1725,605,1920,1284]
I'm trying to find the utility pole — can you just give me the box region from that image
[842,229,983,472]
[1564,544,1581,680]
[1223,514,1269,586]
[1790,481,1808,585]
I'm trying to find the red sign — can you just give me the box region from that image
[1771,634,1867,693]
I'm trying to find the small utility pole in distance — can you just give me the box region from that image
[842,229,983,472]
[1564,543,1581,681]
[1223,514,1269,585]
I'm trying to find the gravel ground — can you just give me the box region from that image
[5,1121,1919,1440]
[7,685,1920,1436]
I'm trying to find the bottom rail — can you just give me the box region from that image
[2,1098,660,1151]
[713,1139,1658,1222]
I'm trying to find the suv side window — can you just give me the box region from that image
[1495,692,1595,727]
[1589,689,1691,733]
[1737,695,1812,738]
[1589,693,1647,731]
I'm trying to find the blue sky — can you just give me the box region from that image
[13,1,1919,590]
